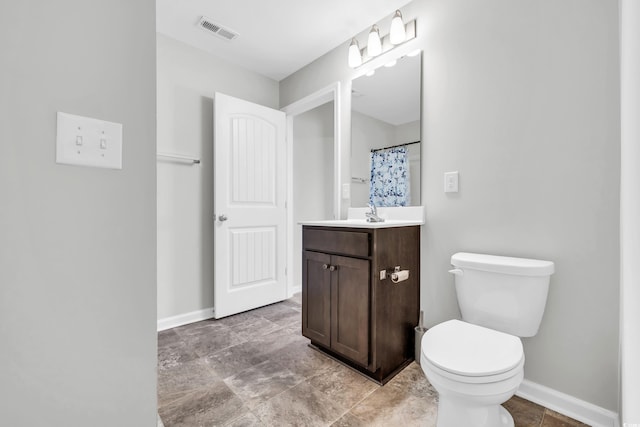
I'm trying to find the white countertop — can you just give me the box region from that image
[300,219,423,229]
[300,207,425,229]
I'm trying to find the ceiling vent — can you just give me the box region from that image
[198,16,239,41]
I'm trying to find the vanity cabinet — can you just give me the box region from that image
[302,225,420,384]
[303,250,370,365]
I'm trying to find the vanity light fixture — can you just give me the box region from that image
[389,10,406,44]
[347,10,416,69]
[367,25,382,57]
[348,38,363,68]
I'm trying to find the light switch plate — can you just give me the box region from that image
[444,171,459,193]
[56,112,122,169]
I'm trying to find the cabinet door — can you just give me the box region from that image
[330,255,370,366]
[302,251,331,347]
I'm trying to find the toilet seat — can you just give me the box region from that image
[422,353,524,385]
[422,319,524,383]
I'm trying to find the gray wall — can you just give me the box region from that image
[157,34,279,320]
[0,1,157,426]
[280,0,620,411]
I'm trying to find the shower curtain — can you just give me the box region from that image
[369,146,410,207]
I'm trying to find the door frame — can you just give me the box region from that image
[281,82,342,297]
[620,1,640,423]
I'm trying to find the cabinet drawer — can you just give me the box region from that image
[303,228,370,258]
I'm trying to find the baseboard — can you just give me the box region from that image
[289,286,301,298]
[517,379,620,427]
[157,307,215,332]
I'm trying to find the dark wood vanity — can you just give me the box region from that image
[301,224,420,384]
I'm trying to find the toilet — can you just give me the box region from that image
[420,252,554,427]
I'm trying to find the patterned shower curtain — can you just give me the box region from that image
[369,146,411,207]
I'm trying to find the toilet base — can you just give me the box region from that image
[421,352,523,427]
[436,395,514,427]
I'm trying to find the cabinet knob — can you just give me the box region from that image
[218,214,228,222]
[322,264,329,270]
[329,265,337,272]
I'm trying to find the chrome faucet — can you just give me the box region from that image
[366,204,385,223]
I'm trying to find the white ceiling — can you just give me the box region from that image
[156,0,414,81]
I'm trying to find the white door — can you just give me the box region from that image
[213,92,287,319]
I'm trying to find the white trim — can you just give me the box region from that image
[281,82,342,221]
[620,1,640,425]
[281,83,337,116]
[285,114,295,299]
[517,379,620,427]
[281,82,342,299]
[157,307,215,332]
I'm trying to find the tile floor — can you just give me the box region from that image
[158,294,589,427]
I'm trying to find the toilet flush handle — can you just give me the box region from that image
[448,268,464,276]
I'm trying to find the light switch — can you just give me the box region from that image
[444,171,459,193]
[56,112,122,169]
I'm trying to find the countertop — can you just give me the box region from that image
[299,219,423,229]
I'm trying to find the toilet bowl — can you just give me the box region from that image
[421,319,524,427]
[420,253,554,427]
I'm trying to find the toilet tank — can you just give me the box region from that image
[450,252,555,337]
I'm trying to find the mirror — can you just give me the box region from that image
[350,52,421,207]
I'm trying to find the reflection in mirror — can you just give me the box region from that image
[351,52,421,207]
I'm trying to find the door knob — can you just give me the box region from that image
[218,214,228,222]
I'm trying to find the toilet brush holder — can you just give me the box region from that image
[414,325,427,365]
[414,310,426,365]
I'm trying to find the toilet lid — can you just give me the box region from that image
[422,319,524,377]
